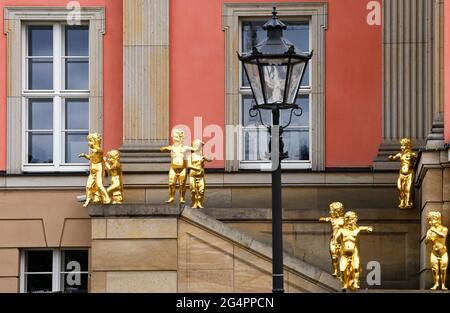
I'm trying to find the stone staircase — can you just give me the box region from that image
[88,204,341,292]
[119,144,171,172]
[201,206,421,290]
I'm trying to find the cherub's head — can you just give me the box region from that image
[192,139,204,153]
[172,128,185,144]
[344,211,358,227]
[400,138,412,153]
[427,211,442,227]
[87,133,102,149]
[329,202,344,218]
[107,150,120,164]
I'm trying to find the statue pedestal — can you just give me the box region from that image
[88,204,181,293]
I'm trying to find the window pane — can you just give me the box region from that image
[65,26,89,56]
[29,59,53,90]
[26,274,53,293]
[28,133,53,164]
[242,21,266,56]
[283,130,310,161]
[66,99,89,129]
[61,273,88,293]
[28,26,53,56]
[25,250,53,272]
[242,96,271,126]
[65,133,89,163]
[242,20,310,87]
[242,21,264,87]
[243,128,269,161]
[29,99,53,130]
[280,95,309,127]
[62,250,88,272]
[65,59,89,90]
[282,21,310,87]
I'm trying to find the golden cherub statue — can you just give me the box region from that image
[425,211,448,290]
[335,211,373,290]
[189,139,212,208]
[388,138,417,209]
[160,129,192,204]
[319,202,345,278]
[105,149,124,204]
[79,133,111,207]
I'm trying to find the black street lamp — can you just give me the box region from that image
[238,7,312,293]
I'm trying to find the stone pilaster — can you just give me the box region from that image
[120,0,171,172]
[374,0,444,169]
[426,0,445,150]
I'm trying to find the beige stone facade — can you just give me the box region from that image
[0,170,427,292]
[88,205,340,293]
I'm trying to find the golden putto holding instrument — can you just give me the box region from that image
[425,211,448,290]
[79,133,124,207]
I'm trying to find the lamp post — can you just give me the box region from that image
[238,7,312,293]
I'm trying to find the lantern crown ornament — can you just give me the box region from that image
[238,7,313,110]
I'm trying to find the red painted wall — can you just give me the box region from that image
[0,0,382,170]
[0,0,123,171]
[445,0,450,142]
[324,0,381,167]
[170,0,382,168]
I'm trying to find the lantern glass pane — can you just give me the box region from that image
[262,64,287,104]
[243,63,265,105]
[287,61,306,104]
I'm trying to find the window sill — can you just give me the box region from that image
[22,165,89,173]
[239,161,312,171]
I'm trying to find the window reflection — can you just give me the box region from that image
[28,59,53,90]
[65,60,89,90]
[242,20,310,87]
[242,95,310,162]
[29,99,53,130]
[65,99,89,164]
[28,134,53,164]
[28,26,53,56]
[65,26,89,56]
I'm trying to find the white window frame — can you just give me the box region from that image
[223,3,327,172]
[4,7,105,174]
[19,248,89,293]
[22,22,90,172]
[238,17,313,170]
